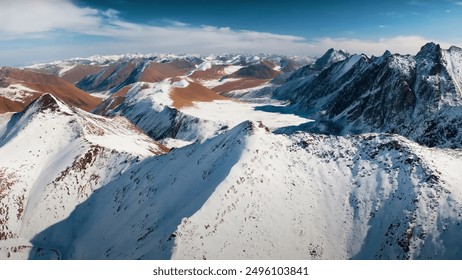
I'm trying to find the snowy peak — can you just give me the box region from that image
[382,50,392,57]
[226,120,268,138]
[286,48,350,81]
[4,93,73,132]
[0,91,168,258]
[441,45,462,99]
[23,120,271,259]
[416,42,441,58]
[415,42,443,77]
[21,125,462,260]
[30,93,67,113]
[1,93,166,156]
[1,94,71,146]
[448,45,462,54]
[413,42,462,107]
[315,48,350,69]
[278,42,462,148]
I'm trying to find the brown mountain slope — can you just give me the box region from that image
[0,96,33,114]
[212,78,270,94]
[0,67,101,113]
[60,65,104,83]
[140,60,196,83]
[170,82,228,109]
[189,65,227,80]
[225,62,279,79]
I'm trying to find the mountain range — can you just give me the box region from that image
[1,43,461,259]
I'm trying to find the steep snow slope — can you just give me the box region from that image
[287,48,350,81]
[104,81,310,147]
[28,122,462,260]
[0,94,166,259]
[267,48,350,103]
[173,131,462,260]
[443,46,462,97]
[276,43,462,148]
[104,81,225,145]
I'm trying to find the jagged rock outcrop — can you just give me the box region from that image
[278,43,462,148]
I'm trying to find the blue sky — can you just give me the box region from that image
[1,0,462,66]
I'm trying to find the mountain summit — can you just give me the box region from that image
[276,43,462,148]
[0,94,166,258]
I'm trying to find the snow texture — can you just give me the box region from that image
[1,44,461,260]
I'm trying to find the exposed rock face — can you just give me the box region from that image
[278,43,462,148]
[287,48,350,80]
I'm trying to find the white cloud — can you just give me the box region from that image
[0,0,460,66]
[0,0,101,38]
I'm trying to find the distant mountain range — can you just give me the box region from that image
[1,44,461,259]
[274,42,462,149]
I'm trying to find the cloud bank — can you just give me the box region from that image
[0,0,458,66]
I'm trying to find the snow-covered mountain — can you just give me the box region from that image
[69,53,311,147]
[98,79,308,148]
[27,53,310,93]
[25,54,201,83]
[1,43,462,260]
[274,43,462,148]
[25,121,462,260]
[25,53,311,144]
[0,94,166,259]
[24,53,312,147]
[287,48,350,81]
